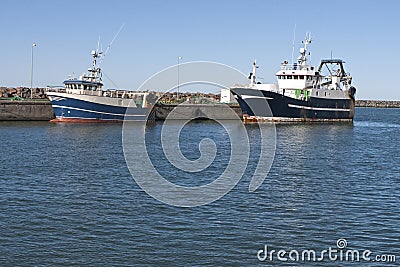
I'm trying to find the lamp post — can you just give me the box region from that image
[177,56,182,101]
[30,43,37,99]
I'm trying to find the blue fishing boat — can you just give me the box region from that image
[46,49,156,122]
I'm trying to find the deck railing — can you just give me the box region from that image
[280,64,310,71]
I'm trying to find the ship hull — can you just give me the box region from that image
[231,88,355,122]
[46,92,151,122]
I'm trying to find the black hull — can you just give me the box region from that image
[231,88,355,122]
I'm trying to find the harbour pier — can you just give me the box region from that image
[0,87,399,121]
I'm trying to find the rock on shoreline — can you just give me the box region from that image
[355,100,400,108]
[0,87,47,99]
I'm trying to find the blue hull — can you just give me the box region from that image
[49,95,151,122]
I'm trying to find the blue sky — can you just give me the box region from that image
[0,0,399,100]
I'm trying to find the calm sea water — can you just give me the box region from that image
[0,108,399,266]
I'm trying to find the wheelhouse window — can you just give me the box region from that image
[299,75,304,79]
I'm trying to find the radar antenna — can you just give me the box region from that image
[291,24,296,64]
[98,23,125,66]
[86,24,125,86]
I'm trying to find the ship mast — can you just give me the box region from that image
[249,60,258,86]
[88,49,103,83]
[297,33,311,70]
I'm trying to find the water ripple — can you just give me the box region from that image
[0,109,399,266]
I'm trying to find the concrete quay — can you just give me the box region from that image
[0,100,55,121]
[0,100,242,121]
[0,99,399,121]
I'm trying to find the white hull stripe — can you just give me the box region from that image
[288,104,351,112]
[52,105,147,117]
[240,95,273,100]
[46,92,139,108]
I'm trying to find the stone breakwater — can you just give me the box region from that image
[0,87,47,99]
[355,100,400,108]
